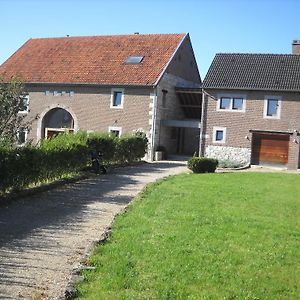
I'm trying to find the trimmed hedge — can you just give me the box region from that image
[0,131,148,195]
[187,157,218,173]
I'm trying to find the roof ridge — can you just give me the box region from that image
[28,33,187,41]
[216,53,300,57]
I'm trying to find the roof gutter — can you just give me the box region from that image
[25,82,153,89]
[153,33,188,88]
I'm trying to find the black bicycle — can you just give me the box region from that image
[91,150,107,174]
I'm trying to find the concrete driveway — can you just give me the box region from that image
[0,161,187,300]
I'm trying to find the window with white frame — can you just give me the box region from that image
[264,96,281,119]
[110,88,124,108]
[109,126,122,137]
[213,127,226,143]
[17,128,28,146]
[18,95,29,113]
[217,95,245,112]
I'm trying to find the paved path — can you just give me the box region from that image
[0,161,187,300]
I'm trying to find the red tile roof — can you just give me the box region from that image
[0,34,186,86]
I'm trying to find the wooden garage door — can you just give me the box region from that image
[252,133,289,165]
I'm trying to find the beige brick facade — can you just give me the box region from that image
[26,85,153,143]
[202,89,300,169]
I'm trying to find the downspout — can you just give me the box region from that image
[150,86,158,161]
[199,88,206,157]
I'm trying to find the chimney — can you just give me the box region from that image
[292,40,300,54]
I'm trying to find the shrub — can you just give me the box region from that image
[187,157,218,173]
[0,130,149,195]
[114,131,148,164]
[87,132,116,162]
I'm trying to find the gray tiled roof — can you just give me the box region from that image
[203,53,300,91]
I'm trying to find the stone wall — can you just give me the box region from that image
[205,145,251,165]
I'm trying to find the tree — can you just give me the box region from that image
[0,76,32,147]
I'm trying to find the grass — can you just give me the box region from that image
[76,172,300,299]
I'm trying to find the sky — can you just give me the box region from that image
[0,0,299,78]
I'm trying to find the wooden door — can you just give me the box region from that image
[252,133,289,165]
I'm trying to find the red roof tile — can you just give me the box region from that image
[0,34,186,86]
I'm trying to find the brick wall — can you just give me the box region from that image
[25,84,153,143]
[166,35,201,84]
[202,89,300,169]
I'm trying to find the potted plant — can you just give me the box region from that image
[155,145,166,161]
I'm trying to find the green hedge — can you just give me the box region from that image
[187,157,218,173]
[0,131,148,195]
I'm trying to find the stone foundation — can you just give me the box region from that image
[205,145,251,165]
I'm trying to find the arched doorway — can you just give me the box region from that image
[42,108,74,138]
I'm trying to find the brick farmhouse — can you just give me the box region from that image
[0,34,201,159]
[2,34,300,169]
[201,40,300,170]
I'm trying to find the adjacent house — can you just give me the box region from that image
[0,33,202,159]
[201,40,300,170]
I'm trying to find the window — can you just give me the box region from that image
[213,127,226,143]
[162,89,168,108]
[217,95,246,112]
[264,97,281,119]
[110,88,124,108]
[232,98,244,110]
[125,56,144,64]
[18,95,29,113]
[109,126,122,137]
[17,128,27,146]
[215,130,224,141]
[220,97,231,109]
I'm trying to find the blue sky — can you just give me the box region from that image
[0,0,299,77]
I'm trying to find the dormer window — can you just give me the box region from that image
[125,56,144,64]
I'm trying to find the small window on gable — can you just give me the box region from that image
[19,95,29,113]
[125,56,144,64]
[213,127,226,143]
[162,89,168,108]
[110,89,124,109]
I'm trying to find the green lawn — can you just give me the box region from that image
[76,173,300,299]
